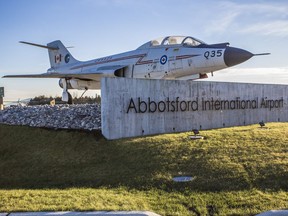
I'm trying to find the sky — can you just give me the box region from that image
[0,0,288,101]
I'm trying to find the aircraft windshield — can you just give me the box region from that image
[137,36,206,49]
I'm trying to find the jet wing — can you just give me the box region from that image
[3,65,128,81]
[2,73,103,80]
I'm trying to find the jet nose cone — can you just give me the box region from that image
[224,47,253,67]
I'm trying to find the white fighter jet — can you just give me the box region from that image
[3,36,269,103]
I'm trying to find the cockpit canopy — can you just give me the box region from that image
[137,36,206,50]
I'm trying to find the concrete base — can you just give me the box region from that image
[3,209,288,215]
[256,210,288,216]
[4,211,160,216]
[101,78,288,140]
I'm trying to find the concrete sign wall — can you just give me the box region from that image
[101,77,288,140]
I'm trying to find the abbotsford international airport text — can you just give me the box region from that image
[126,97,284,113]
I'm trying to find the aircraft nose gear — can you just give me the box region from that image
[67,92,73,104]
[80,87,88,99]
[61,78,73,104]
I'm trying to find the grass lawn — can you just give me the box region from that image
[0,123,287,215]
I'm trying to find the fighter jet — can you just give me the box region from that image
[3,36,269,104]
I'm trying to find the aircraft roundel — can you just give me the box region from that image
[65,54,70,63]
[160,55,167,65]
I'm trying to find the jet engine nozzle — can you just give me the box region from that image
[224,47,253,67]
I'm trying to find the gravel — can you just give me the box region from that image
[0,104,101,130]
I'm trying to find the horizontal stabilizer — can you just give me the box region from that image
[19,41,59,50]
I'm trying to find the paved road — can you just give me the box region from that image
[0,212,160,216]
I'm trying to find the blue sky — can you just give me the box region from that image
[0,0,288,101]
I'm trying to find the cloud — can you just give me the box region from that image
[237,20,288,37]
[206,11,240,34]
[206,1,288,37]
[205,67,288,85]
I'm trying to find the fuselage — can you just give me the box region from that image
[52,36,253,87]
[4,35,261,103]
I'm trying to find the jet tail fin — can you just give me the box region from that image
[19,40,79,69]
